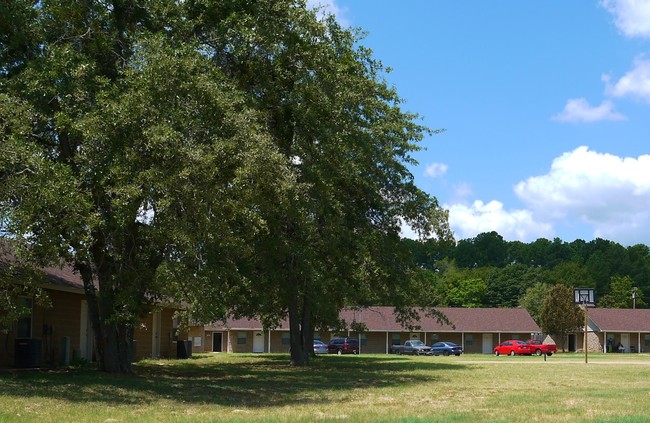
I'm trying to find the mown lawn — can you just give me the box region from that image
[1,352,650,422]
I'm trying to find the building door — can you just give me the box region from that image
[79,300,94,361]
[212,332,223,352]
[151,311,161,358]
[482,333,493,354]
[621,333,630,352]
[568,334,576,352]
[253,331,264,353]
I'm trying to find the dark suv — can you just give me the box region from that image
[327,337,359,355]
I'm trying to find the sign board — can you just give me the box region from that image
[574,288,595,306]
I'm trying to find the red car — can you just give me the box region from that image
[493,340,532,356]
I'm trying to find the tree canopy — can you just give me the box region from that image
[416,233,650,311]
[598,276,644,309]
[0,242,51,332]
[1,0,451,370]
[540,284,583,351]
[519,282,551,326]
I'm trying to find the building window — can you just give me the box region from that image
[314,333,321,341]
[430,333,439,342]
[237,332,247,345]
[16,298,32,338]
[391,333,401,345]
[360,333,367,346]
[466,334,473,346]
[644,335,650,349]
[281,332,290,345]
[512,334,520,340]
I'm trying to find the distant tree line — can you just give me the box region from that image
[403,231,649,315]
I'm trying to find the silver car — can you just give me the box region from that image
[313,340,328,354]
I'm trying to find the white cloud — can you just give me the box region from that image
[601,0,650,38]
[446,200,554,242]
[604,56,650,102]
[451,182,473,202]
[306,0,350,26]
[442,147,650,246]
[554,1,650,124]
[424,162,448,178]
[514,146,650,245]
[552,98,626,122]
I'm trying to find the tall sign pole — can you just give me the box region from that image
[584,301,588,364]
[574,288,595,364]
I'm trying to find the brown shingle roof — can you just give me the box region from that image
[0,241,84,292]
[41,263,84,292]
[342,307,540,333]
[206,317,277,331]
[207,306,540,333]
[589,308,650,332]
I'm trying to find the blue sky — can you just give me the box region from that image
[309,0,650,247]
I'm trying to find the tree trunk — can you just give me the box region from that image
[301,295,314,358]
[98,321,132,373]
[287,266,309,366]
[76,260,135,373]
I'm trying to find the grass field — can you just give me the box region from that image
[1,352,650,422]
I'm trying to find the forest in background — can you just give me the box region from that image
[404,231,648,321]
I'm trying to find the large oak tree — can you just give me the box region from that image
[1,0,451,370]
[1,0,292,372]
[182,2,452,364]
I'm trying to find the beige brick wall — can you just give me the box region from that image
[0,289,85,367]
[132,308,179,360]
[176,328,544,356]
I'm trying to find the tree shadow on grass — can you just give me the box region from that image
[0,354,468,408]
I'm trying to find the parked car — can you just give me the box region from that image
[430,341,463,356]
[524,339,557,356]
[493,340,532,356]
[313,340,328,354]
[391,340,433,355]
[327,337,359,355]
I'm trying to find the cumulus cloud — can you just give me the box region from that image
[446,200,554,242]
[601,0,650,38]
[424,162,448,178]
[553,2,650,123]
[604,56,650,102]
[552,98,626,122]
[440,147,650,246]
[514,146,650,245]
